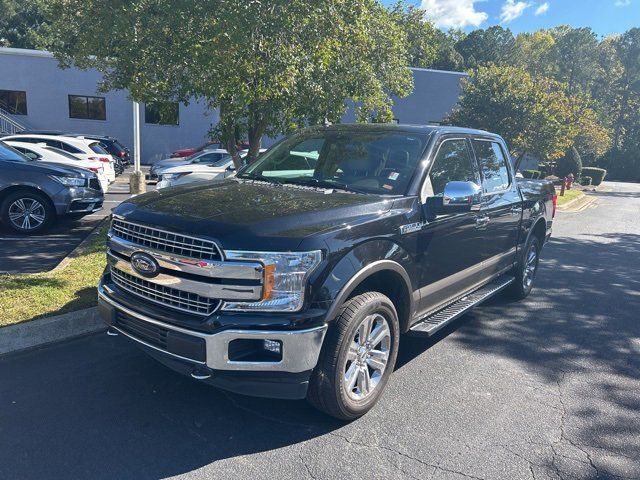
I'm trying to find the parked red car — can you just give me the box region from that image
[170,140,249,158]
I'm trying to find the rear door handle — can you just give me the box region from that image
[475,215,490,228]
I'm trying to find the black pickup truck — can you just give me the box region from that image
[98,124,555,419]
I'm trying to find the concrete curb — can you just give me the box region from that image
[0,307,105,356]
[556,192,586,211]
[50,218,108,274]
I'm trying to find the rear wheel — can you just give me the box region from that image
[307,292,400,420]
[1,190,54,234]
[506,236,540,300]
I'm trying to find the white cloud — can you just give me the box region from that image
[614,0,631,6]
[420,0,489,29]
[500,0,532,23]
[535,2,550,15]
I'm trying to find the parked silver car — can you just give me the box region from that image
[0,141,103,234]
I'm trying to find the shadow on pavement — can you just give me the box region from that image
[0,234,638,479]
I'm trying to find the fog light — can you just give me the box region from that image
[263,339,282,354]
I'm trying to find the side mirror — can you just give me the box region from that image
[442,181,482,211]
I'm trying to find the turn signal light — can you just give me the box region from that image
[262,264,276,300]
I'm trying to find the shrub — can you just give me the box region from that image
[556,147,583,178]
[522,169,542,179]
[581,176,592,186]
[581,167,607,186]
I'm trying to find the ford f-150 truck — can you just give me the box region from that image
[98,124,555,420]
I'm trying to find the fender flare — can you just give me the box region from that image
[324,259,414,322]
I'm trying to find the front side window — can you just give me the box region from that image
[473,140,510,193]
[192,152,225,164]
[424,139,476,198]
[239,130,428,195]
[145,102,179,125]
[69,95,106,120]
[0,90,27,115]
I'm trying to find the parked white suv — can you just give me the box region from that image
[6,141,110,192]
[2,134,116,183]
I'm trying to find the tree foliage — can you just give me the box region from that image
[556,147,583,178]
[0,0,44,48]
[447,65,577,161]
[39,0,413,166]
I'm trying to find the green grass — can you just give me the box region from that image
[0,224,108,327]
[556,188,584,206]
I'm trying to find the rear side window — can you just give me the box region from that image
[88,142,108,154]
[424,139,476,197]
[58,141,83,154]
[473,140,510,193]
[193,152,224,164]
[44,146,81,160]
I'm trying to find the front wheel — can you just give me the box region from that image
[307,292,400,420]
[1,190,54,234]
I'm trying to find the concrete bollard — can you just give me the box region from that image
[129,171,147,194]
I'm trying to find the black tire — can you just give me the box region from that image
[506,236,541,300]
[1,190,55,235]
[307,292,400,420]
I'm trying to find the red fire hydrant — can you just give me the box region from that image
[566,173,574,190]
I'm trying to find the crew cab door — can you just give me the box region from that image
[415,136,485,316]
[470,137,521,275]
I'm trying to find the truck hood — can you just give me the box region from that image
[114,178,394,251]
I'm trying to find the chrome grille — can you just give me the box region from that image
[111,219,221,260]
[111,267,221,316]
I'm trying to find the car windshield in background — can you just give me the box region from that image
[238,130,428,195]
[0,142,29,162]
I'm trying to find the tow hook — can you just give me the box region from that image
[191,368,212,380]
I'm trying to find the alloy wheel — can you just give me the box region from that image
[523,243,538,289]
[343,313,391,401]
[8,198,46,231]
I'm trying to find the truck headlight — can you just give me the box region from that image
[50,175,87,187]
[221,250,322,312]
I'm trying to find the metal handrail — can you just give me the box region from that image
[0,105,27,134]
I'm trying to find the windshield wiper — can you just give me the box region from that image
[283,177,358,193]
[239,173,282,185]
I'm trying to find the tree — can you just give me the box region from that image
[390,1,438,69]
[0,0,45,49]
[556,147,582,178]
[39,0,413,167]
[610,28,640,151]
[431,29,465,72]
[455,26,516,69]
[549,26,600,94]
[447,65,577,161]
[514,31,558,78]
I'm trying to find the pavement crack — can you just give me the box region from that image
[329,431,484,480]
[298,445,317,480]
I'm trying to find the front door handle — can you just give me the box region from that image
[510,206,523,216]
[475,215,490,228]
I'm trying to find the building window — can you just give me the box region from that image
[145,102,179,125]
[0,90,28,115]
[68,95,106,120]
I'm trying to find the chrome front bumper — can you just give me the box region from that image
[98,289,327,373]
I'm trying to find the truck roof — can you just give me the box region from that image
[302,123,496,137]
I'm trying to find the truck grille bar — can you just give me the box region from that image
[111,218,222,260]
[111,267,221,316]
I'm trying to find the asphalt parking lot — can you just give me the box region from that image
[0,168,151,274]
[0,182,638,480]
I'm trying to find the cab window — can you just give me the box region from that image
[473,140,510,193]
[423,139,476,198]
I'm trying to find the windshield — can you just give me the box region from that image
[0,142,30,162]
[238,129,429,194]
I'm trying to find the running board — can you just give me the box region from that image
[409,275,515,336]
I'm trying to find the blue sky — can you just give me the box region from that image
[382,0,639,36]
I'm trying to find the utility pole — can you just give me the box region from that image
[130,101,146,194]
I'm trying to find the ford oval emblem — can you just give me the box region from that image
[130,251,160,278]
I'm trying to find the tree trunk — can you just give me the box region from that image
[219,103,242,169]
[246,114,267,165]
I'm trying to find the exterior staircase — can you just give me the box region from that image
[0,106,28,135]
